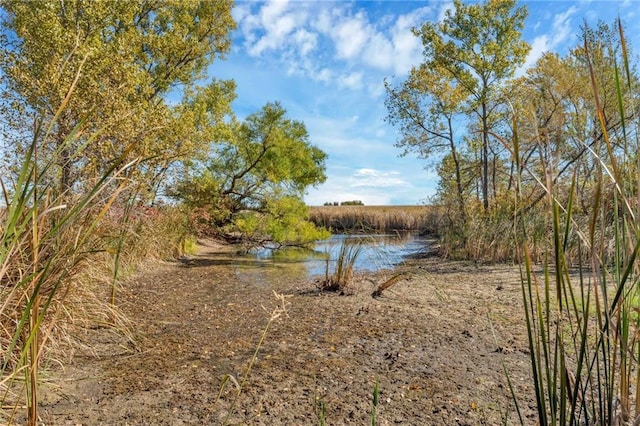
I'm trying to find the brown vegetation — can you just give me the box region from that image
[308,205,442,234]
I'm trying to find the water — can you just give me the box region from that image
[250,232,431,278]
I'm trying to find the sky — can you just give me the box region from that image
[207,0,640,206]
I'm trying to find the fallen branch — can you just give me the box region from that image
[372,272,412,298]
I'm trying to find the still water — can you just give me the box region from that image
[250,232,431,278]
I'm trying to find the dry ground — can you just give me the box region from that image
[37,240,538,425]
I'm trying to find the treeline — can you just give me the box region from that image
[323,200,365,206]
[386,4,640,422]
[385,0,638,262]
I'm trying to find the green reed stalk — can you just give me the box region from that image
[371,378,379,426]
[1,81,137,424]
[515,20,640,424]
[321,238,365,292]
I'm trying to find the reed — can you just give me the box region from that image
[309,205,442,234]
[319,238,365,292]
[0,117,137,425]
[371,378,379,425]
[513,21,640,424]
[0,77,187,424]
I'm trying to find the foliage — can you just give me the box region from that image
[393,0,530,213]
[385,61,468,218]
[0,92,138,424]
[340,200,364,206]
[0,0,236,196]
[392,2,640,264]
[174,102,328,247]
[0,4,235,422]
[233,196,330,247]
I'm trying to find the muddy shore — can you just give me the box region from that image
[38,240,537,425]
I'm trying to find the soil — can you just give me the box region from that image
[38,239,538,425]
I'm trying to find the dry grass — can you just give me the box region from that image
[308,205,443,234]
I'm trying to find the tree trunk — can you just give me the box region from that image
[447,116,466,222]
[481,101,489,211]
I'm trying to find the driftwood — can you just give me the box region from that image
[371,272,412,298]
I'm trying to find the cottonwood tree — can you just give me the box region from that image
[174,102,329,246]
[508,20,638,213]
[390,0,529,211]
[386,62,468,219]
[0,0,235,195]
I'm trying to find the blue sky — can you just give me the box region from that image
[208,0,639,206]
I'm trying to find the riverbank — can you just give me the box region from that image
[37,239,536,425]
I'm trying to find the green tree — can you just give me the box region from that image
[412,0,530,210]
[175,102,329,246]
[0,0,236,195]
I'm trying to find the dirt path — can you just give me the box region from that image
[39,241,537,425]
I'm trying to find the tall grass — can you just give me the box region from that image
[515,21,640,424]
[0,112,137,425]
[309,205,442,234]
[0,81,187,424]
[319,238,365,292]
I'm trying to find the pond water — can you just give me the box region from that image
[248,232,431,278]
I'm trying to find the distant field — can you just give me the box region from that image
[308,205,441,233]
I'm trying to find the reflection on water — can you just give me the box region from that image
[248,232,430,278]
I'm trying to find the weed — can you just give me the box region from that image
[319,238,365,293]
[371,378,379,425]
[216,292,290,425]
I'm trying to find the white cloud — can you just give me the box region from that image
[337,71,363,90]
[351,169,407,188]
[311,67,332,83]
[311,7,335,34]
[233,2,437,94]
[328,6,430,75]
[389,7,431,74]
[437,1,454,23]
[332,11,372,60]
[357,168,378,176]
[231,3,251,24]
[238,0,317,58]
[292,29,317,56]
[304,166,422,206]
[363,33,394,69]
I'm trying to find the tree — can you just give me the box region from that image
[175,102,329,246]
[411,0,530,210]
[507,20,638,213]
[0,0,236,195]
[385,62,468,217]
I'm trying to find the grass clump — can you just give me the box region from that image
[0,111,137,424]
[319,238,365,293]
[0,83,190,426]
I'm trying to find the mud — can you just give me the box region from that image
[38,240,537,425]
